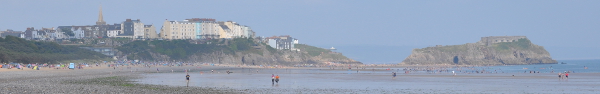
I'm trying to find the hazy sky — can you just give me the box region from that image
[1,0,599,64]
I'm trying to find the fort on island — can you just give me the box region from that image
[478,36,527,46]
[401,36,557,65]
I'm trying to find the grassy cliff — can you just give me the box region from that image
[117,38,263,61]
[0,36,109,63]
[294,44,351,61]
[115,38,360,64]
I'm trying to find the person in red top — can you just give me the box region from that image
[271,74,275,84]
[565,72,569,79]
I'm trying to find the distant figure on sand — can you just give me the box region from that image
[271,74,275,84]
[186,74,190,87]
[392,72,396,79]
[558,73,562,80]
[452,71,455,76]
[565,73,569,79]
[186,74,190,81]
[275,75,280,83]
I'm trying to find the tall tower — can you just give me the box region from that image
[95,5,107,38]
[96,5,106,25]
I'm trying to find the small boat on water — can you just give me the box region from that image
[561,62,567,64]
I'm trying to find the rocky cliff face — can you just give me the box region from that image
[401,37,557,65]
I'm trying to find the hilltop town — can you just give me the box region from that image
[0,6,360,65]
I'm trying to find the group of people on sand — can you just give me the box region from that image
[558,72,569,80]
[272,74,280,84]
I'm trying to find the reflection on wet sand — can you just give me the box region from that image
[137,66,600,93]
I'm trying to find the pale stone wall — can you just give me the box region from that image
[199,22,220,39]
[218,26,230,39]
[160,20,172,39]
[479,36,527,46]
[161,20,223,40]
[133,22,145,39]
[144,25,158,39]
[223,21,243,38]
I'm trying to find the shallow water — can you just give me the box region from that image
[136,60,600,93]
[469,60,600,73]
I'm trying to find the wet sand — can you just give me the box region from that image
[139,66,600,93]
[1,65,598,93]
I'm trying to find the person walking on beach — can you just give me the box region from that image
[392,72,397,79]
[186,74,190,87]
[186,74,190,81]
[565,72,569,80]
[275,75,280,84]
[558,73,562,80]
[271,74,275,84]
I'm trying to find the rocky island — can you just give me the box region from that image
[401,36,557,65]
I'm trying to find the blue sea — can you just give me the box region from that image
[471,59,600,73]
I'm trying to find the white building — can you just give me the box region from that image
[241,26,255,38]
[119,19,146,39]
[56,26,97,39]
[0,29,25,38]
[104,24,121,38]
[221,21,243,38]
[161,18,222,40]
[160,18,255,40]
[72,27,88,39]
[107,29,120,38]
[266,35,297,50]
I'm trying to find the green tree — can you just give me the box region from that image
[0,36,107,63]
[61,28,75,36]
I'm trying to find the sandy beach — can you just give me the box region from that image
[0,64,598,94]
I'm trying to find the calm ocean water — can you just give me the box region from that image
[473,59,600,73]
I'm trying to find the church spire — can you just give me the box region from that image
[96,5,106,25]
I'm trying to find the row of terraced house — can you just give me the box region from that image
[0,6,255,41]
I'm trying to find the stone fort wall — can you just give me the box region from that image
[479,36,527,46]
